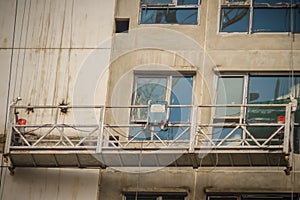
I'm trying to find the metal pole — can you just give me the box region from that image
[283,103,292,154]
[96,106,105,153]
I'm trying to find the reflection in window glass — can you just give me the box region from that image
[253,8,290,32]
[247,76,300,143]
[216,77,244,116]
[141,8,198,24]
[213,128,242,146]
[227,0,247,2]
[220,8,249,32]
[125,193,186,200]
[170,76,193,123]
[177,0,199,5]
[294,7,300,32]
[209,198,238,200]
[133,77,167,121]
[254,0,300,4]
[248,76,300,122]
[141,0,172,4]
[130,75,193,140]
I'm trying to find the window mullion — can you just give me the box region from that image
[166,76,172,104]
[249,0,253,33]
[166,76,172,122]
[242,75,249,125]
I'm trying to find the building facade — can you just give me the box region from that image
[0,0,299,199]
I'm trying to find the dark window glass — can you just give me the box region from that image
[294,7,300,32]
[141,0,172,4]
[126,194,157,200]
[115,19,130,33]
[208,197,238,200]
[141,8,198,24]
[177,0,199,5]
[212,127,242,146]
[226,0,247,2]
[252,8,290,32]
[220,8,249,32]
[254,0,300,5]
[247,76,300,145]
[125,193,186,200]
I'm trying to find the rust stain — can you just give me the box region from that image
[72,176,80,200]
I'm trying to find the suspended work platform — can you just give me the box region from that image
[4,103,295,169]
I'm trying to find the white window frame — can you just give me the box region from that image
[123,193,188,200]
[219,0,300,34]
[131,72,195,123]
[139,0,200,25]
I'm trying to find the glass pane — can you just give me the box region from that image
[294,7,300,33]
[212,127,242,146]
[216,77,244,117]
[129,127,152,140]
[248,77,293,104]
[248,76,300,145]
[293,76,300,123]
[155,126,190,140]
[126,194,157,200]
[254,0,300,5]
[248,76,291,122]
[252,8,290,32]
[226,0,247,2]
[141,8,198,24]
[170,76,193,122]
[133,77,167,121]
[141,0,172,4]
[162,194,186,200]
[208,197,238,200]
[220,8,249,32]
[177,0,199,5]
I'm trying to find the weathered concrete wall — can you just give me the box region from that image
[99,162,300,200]
[0,0,115,134]
[0,0,115,199]
[206,0,300,71]
[1,168,99,200]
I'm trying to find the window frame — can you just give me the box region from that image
[131,72,195,123]
[214,73,300,150]
[219,0,300,33]
[207,193,300,200]
[123,192,188,200]
[139,0,201,25]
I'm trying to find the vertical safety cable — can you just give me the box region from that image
[1,1,19,199]
[4,0,18,138]
[18,0,31,98]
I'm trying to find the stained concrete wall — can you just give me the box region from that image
[0,0,115,199]
[1,168,99,200]
[1,0,300,199]
[99,165,300,200]
[0,0,115,134]
[103,0,300,199]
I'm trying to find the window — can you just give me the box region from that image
[130,73,194,140]
[115,18,130,33]
[207,193,300,200]
[124,192,187,200]
[215,74,300,150]
[140,0,199,24]
[220,0,300,33]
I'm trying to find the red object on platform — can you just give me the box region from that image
[17,118,27,125]
[277,116,285,123]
